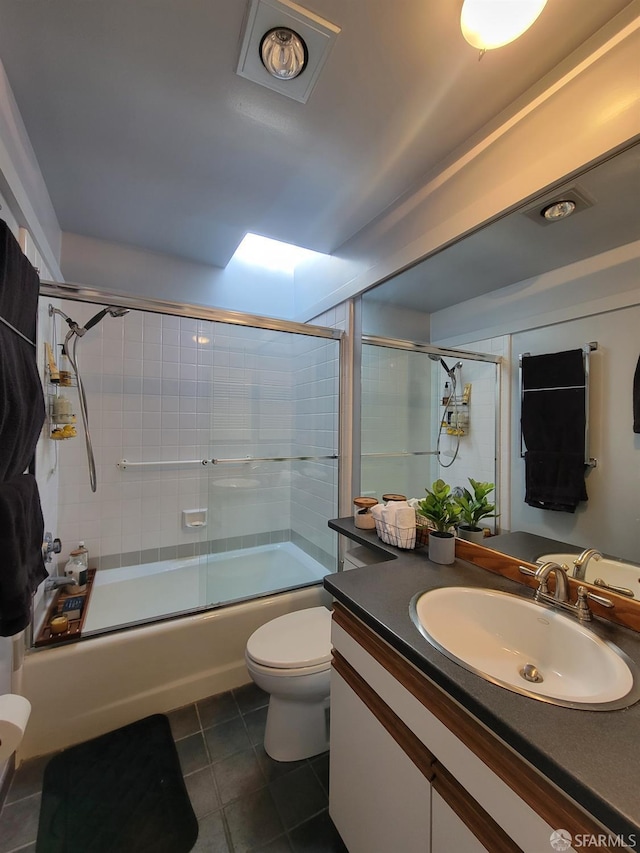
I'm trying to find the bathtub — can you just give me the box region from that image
[20,545,333,759]
[83,541,330,634]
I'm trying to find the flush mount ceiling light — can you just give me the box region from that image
[541,200,577,222]
[460,0,547,51]
[237,0,340,103]
[260,27,307,79]
[521,186,594,227]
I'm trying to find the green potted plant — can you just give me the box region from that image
[454,478,498,544]
[417,479,461,564]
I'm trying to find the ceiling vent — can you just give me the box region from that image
[237,0,340,103]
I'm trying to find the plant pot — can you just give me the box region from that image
[428,531,456,565]
[458,525,486,545]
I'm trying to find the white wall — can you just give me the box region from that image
[0,59,62,278]
[509,308,640,562]
[431,244,640,562]
[60,232,296,320]
[362,300,430,344]
[431,241,640,346]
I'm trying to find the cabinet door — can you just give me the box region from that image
[330,669,431,853]
[431,790,489,853]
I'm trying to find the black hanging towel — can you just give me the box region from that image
[521,348,588,513]
[0,220,47,636]
[634,355,640,434]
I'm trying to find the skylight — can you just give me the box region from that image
[232,233,325,273]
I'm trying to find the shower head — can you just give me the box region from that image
[428,353,463,379]
[83,305,129,331]
[50,303,128,338]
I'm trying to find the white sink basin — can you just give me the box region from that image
[410,586,640,710]
[539,552,640,599]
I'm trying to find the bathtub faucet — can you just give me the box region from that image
[44,576,78,592]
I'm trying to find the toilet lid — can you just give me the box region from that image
[246,607,332,669]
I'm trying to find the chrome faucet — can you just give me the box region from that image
[534,562,569,603]
[519,561,614,622]
[572,548,602,579]
[44,576,77,592]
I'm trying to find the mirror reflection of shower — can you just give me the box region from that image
[428,354,463,469]
[49,304,129,492]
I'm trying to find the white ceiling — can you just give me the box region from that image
[365,142,640,313]
[0,0,635,273]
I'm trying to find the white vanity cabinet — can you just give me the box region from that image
[431,791,488,853]
[331,669,432,853]
[329,604,614,853]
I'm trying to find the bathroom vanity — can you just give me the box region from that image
[325,520,640,853]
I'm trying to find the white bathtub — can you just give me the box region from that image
[83,541,329,634]
[20,545,332,760]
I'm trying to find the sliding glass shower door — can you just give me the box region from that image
[360,339,500,518]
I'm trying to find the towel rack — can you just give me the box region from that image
[0,313,36,346]
[519,342,597,468]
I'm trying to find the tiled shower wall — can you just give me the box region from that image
[40,299,339,572]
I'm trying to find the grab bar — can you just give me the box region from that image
[117,454,338,469]
[212,454,338,463]
[117,459,212,469]
[361,451,437,458]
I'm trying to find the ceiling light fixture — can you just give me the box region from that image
[260,27,307,79]
[460,0,547,52]
[541,200,577,222]
[237,0,340,103]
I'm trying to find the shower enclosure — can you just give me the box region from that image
[360,336,500,520]
[37,291,341,637]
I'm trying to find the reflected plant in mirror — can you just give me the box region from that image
[455,479,498,543]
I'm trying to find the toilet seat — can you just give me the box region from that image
[245,654,330,678]
[246,606,332,669]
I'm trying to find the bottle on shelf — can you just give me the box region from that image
[58,346,73,386]
[64,543,88,591]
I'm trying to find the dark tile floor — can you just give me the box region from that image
[0,682,346,853]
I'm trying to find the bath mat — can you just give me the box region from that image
[36,714,198,853]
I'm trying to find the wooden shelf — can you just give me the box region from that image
[35,568,96,647]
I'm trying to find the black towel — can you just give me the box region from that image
[521,388,586,452]
[634,355,640,434]
[521,349,588,512]
[0,474,47,636]
[0,220,46,480]
[521,349,585,390]
[524,451,588,513]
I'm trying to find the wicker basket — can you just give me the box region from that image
[415,516,432,549]
[374,517,416,549]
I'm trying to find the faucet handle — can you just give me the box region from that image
[42,532,62,563]
[518,565,537,577]
[578,586,614,608]
[575,585,614,622]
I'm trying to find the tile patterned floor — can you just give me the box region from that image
[0,683,346,853]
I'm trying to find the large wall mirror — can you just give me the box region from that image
[360,140,640,591]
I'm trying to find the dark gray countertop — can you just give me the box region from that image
[489,531,583,562]
[325,518,640,839]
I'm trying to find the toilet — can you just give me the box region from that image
[245,606,332,762]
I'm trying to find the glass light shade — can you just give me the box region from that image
[260,28,307,80]
[460,0,547,50]
[542,200,576,221]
